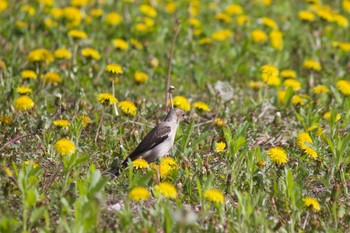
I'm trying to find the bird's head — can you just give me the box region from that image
[172,108,190,124]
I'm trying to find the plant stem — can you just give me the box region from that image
[165,20,181,112]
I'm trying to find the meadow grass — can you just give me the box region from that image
[1,0,350,232]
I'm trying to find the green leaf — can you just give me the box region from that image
[29,206,47,224]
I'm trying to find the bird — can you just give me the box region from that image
[109,108,189,176]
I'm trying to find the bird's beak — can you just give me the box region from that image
[184,117,190,124]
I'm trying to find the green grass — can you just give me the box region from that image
[1,0,350,232]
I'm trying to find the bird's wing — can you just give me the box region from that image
[125,124,172,162]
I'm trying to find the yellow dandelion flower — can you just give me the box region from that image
[144,17,155,27]
[260,17,278,30]
[303,197,320,212]
[236,15,249,26]
[78,115,90,127]
[106,64,123,75]
[54,48,72,59]
[63,6,82,22]
[97,93,118,106]
[20,4,36,16]
[130,39,143,50]
[225,4,243,15]
[281,69,297,79]
[265,76,280,86]
[211,29,233,41]
[134,71,148,84]
[105,12,122,25]
[53,119,70,128]
[193,102,210,111]
[44,18,58,28]
[277,90,287,103]
[261,65,280,86]
[297,132,313,145]
[343,0,350,12]
[42,72,62,84]
[154,182,177,199]
[323,111,341,122]
[204,188,224,204]
[24,160,39,168]
[90,8,103,17]
[215,118,227,127]
[313,85,329,94]
[16,86,32,94]
[199,37,213,45]
[132,158,149,170]
[161,157,177,167]
[336,80,350,96]
[261,64,279,80]
[251,29,268,43]
[215,142,226,152]
[283,79,301,91]
[267,147,288,165]
[113,39,129,51]
[188,18,201,27]
[270,30,283,50]
[81,48,100,60]
[298,11,315,21]
[173,96,191,112]
[292,95,305,105]
[0,59,5,69]
[0,115,13,125]
[16,20,27,28]
[335,42,350,52]
[71,0,89,7]
[21,70,37,79]
[303,146,318,159]
[334,14,348,28]
[303,59,321,71]
[118,100,137,116]
[4,167,13,176]
[215,13,232,23]
[51,8,63,19]
[134,23,148,32]
[165,2,176,14]
[54,138,76,156]
[14,96,34,111]
[156,157,178,177]
[139,4,157,18]
[129,187,150,201]
[257,160,266,167]
[68,29,87,39]
[297,132,318,159]
[249,81,264,90]
[28,49,54,64]
[0,0,8,13]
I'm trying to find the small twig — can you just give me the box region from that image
[302,212,309,230]
[0,132,37,151]
[165,20,181,112]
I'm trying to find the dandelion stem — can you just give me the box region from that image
[112,80,119,116]
[95,108,105,142]
[165,20,181,112]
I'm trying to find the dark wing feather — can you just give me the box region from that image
[121,125,171,166]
